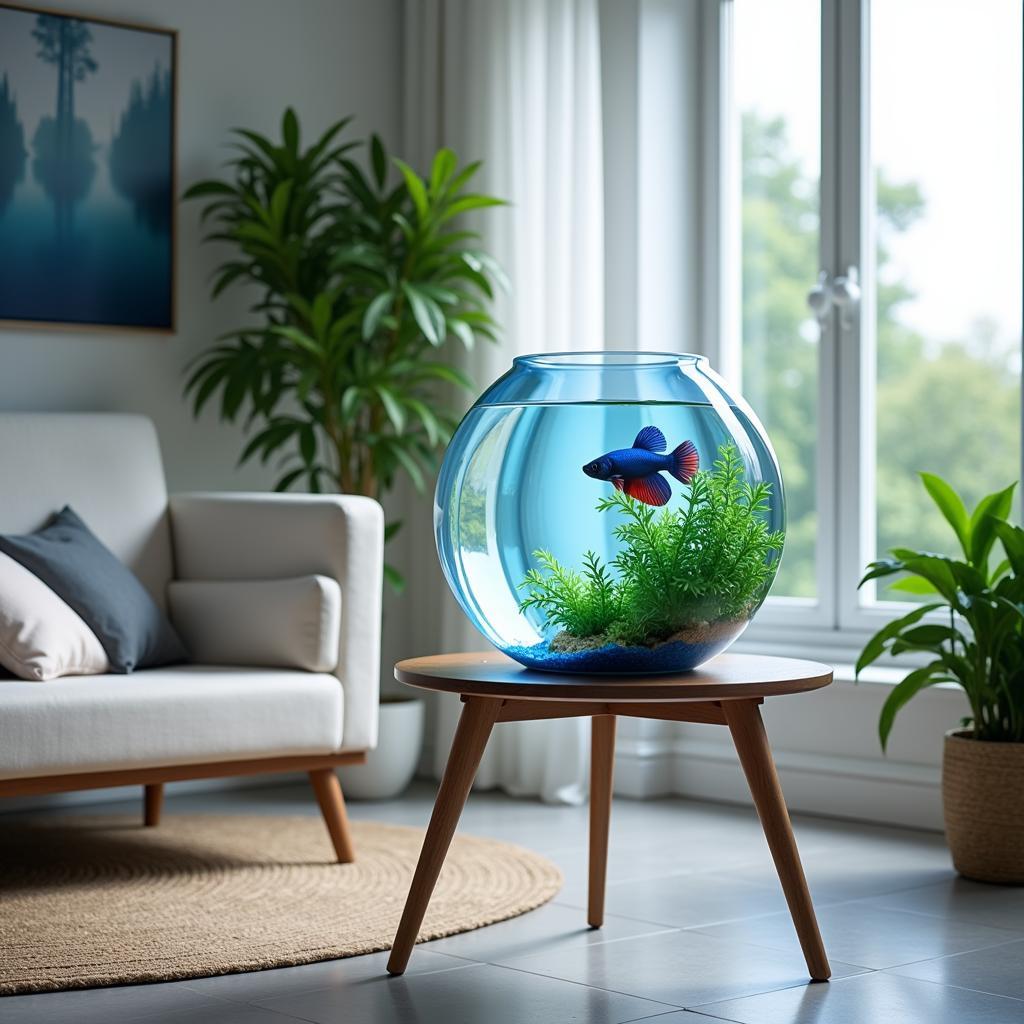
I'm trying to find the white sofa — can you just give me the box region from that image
[0,413,384,862]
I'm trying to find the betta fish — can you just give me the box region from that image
[582,426,699,507]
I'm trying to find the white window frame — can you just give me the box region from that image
[697,0,1000,664]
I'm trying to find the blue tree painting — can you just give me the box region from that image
[0,5,174,329]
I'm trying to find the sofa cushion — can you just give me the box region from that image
[167,576,342,673]
[0,413,174,610]
[0,666,345,780]
[0,507,187,674]
[0,553,110,681]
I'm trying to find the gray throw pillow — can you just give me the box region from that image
[0,506,187,673]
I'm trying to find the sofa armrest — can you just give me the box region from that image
[168,492,384,751]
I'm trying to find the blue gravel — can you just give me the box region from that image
[504,636,735,675]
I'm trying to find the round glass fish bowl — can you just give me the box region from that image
[435,352,785,674]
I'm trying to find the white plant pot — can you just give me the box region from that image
[338,697,425,800]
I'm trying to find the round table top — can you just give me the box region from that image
[394,651,833,703]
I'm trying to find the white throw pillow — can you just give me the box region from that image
[0,552,110,681]
[167,575,342,672]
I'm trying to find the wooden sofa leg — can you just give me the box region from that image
[309,768,356,863]
[144,784,164,827]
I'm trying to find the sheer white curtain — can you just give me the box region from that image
[400,0,604,803]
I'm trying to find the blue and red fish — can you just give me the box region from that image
[582,426,698,507]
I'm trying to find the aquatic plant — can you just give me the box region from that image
[520,550,623,640]
[519,444,784,649]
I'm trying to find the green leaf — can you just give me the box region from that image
[448,318,475,350]
[362,291,394,340]
[383,563,406,593]
[370,134,387,188]
[311,292,332,341]
[919,473,970,559]
[391,211,415,242]
[269,180,292,231]
[393,158,428,221]
[445,159,482,195]
[267,325,322,357]
[390,443,425,492]
[384,520,403,542]
[859,558,908,587]
[947,560,987,595]
[439,194,507,222]
[211,264,249,298]
[402,283,446,345]
[463,249,511,291]
[189,364,229,417]
[893,554,959,603]
[375,386,406,433]
[232,128,282,169]
[274,467,307,492]
[239,419,299,465]
[991,557,1012,582]
[299,423,317,464]
[414,362,475,390]
[418,284,459,305]
[282,108,300,154]
[887,575,938,596]
[969,482,1016,570]
[879,663,951,751]
[429,148,458,194]
[182,180,238,200]
[995,521,1024,575]
[339,385,361,422]
[405,397,440,445]
[894,624,962,648]
[855,603,943,674]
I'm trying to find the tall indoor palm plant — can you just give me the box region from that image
[183,109,506,587]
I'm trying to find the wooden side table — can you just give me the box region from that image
[386,651,833,982]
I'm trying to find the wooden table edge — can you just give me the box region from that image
[394,652,834,703]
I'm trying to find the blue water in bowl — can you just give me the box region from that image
[436,397,783,675]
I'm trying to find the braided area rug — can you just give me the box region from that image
[0,815,562,994]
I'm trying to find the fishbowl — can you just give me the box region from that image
[434,352,784,674]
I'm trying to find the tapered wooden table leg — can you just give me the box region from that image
[588,715,616,927]
[723,699,831,981]
[387,696,502,975]
[143,783,163,827]
[309,768,356,864]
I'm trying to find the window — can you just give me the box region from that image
[714,0,1023,649]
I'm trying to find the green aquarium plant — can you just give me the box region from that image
[519,444,785,652]
[182,109,506,588]
[856,473,1024,748]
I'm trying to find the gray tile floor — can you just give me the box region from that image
[4,781,1024,1023]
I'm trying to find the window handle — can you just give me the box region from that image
[832,266,861,330]
[807,267,860,330]
[807,271,832,325]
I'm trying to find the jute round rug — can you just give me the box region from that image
[0,815,562,995]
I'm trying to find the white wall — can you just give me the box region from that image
[0,0,401,492]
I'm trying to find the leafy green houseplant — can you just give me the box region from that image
[519,443,784,654]
[183,109,506,588]
[857,473,1024,882]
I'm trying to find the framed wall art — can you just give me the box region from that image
[0,3,176,330]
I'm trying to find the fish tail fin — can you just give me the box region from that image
[669,440,699,484]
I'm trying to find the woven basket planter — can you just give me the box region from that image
[943,729,1024,884]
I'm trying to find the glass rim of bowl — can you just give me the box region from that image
[513,351,708,369]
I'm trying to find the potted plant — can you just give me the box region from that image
[183,109,505,797]
[857,472,1024,882]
